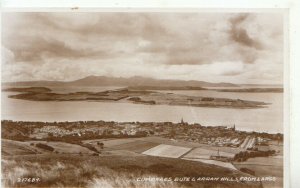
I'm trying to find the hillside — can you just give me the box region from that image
[215,88,284,93]
[2,138,261,188]
[2,76,238,88]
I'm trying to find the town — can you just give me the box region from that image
[2,119,283,187]
[2,119,282,156]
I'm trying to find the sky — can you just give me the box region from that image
[1,12,284,84]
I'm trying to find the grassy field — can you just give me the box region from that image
[109,140,159,153]
[233,163,283,177]
[233,156,283,188]
[182,158,237,171]
[183,148,235,159]
[2,139,37,156]
[269,144,284,155]
[257,142,283,155]
[29,141,95,154]
[2,137,282,187]
[2,154,262,188]
[234,157,283,166]
[142,144,192,158]
[140,137,245,154]
[87,138,243,171]
[98,138,141,147]
[139,137,203,147]
[233,164,283,188]
[2,139,95,155]
[85,137,244,155]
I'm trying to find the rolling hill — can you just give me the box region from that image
[2,75,238,88]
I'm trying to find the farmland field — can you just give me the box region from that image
[2,139,37,155]
[233,156,283,188]
[27,141,94,154]
[233,164,283,188]
[142,144,191,158]
[139,136,204,147]
[182,158,237,170]
[109,140,159,153]
[257,143,283,155]
[269,144,284,155]
[2,140,96,154]
[83,138,137,147]
[140,137,244,153]
[183,148,235,159]
[234,163,283,177]
[233,157,283,166]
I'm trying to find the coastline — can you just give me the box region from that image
[3,87,270,109]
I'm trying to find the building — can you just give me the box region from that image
[180,118,188,125]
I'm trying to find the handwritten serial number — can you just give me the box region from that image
[17,177,41,183]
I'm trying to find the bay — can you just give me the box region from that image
[1,86,283,133]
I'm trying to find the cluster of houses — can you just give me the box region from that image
[32,126,77,138]
[256,136,272,145]
[31,123,150,139]
[28,119,273,152]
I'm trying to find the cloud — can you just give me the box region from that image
[1,47,15,64]
[10,37,110,62]
[229,14,262,50]
[202,61,245,76]
[1,12,284,84]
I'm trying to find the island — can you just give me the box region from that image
[126,86,206,90]
[215,88,283,93]
[4,87,269,109]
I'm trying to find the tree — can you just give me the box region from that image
[97,142,104,149]
[169,129,176,138]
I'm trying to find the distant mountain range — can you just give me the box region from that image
[2,76,240,88]
[3,76,282,88]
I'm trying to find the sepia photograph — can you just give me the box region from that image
[1,10,285,188]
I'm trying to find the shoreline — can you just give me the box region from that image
[1,119,283,135]
[1,119,284,135]
[3,87,270,109]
